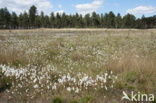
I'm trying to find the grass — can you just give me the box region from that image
[0,29,156,103]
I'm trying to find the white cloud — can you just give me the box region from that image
[0,0,53,14]
[75,0,103,15]
[127,6,156,15]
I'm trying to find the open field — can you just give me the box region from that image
[0,29,156,103]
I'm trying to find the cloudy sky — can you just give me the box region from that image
[0,0,156,17]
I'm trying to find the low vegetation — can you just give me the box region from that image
[0,29,156,103]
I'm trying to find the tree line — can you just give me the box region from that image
[0,5,156,29]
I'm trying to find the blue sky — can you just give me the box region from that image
[0,0,156,17]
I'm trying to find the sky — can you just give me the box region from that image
[0,0,156,17]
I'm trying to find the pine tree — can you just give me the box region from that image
[35,15,42,28]
[10,12,18,29]
[123,13,136,28]
[0,8,5,28]
[115,13,122,28]
[29,5,37,28]
[50,12,55,28]
[40,11,45,28]
[23,12,29,29]
[44,15,50,28]
[18,13,23,29]
[84,14,91,27]
[56,13,61,28]
[92,12,100,27]
[107,11,115,28]
[0,6,156,29]
[0,8,11,29]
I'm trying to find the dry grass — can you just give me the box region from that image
[107,52,156,92]
[0,29,156,103]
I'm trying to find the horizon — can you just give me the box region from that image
[0,0,156,18]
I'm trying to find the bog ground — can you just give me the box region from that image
[0,29,156,103]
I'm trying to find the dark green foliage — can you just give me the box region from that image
[106,11,116,28]
[0,6,156,29]
[10,12,18,29]
[80,96,93,103]
[0,70,12,93]
[115,13,122,28]
[29,5,37,28]
[0,8,11,29]
[53,97,63,103]
[122,13,136,28]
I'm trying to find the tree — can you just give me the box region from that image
[84,14,91,27]
[101,13,108,28]
[23,12,29,28]
[10,12,18,29]
[115,13,122,28]
[0,6,156,29]
[40,11,45,28]
[92,12,101,27]
[35,15,42,28]
[55,13,61,28]
[18,12,29,29]
[135,15,147,29]
[29,5,37,28]
[50,12,55,28]
[107,11,116,28]
[123,13,136,28]
[0,8,5,28]
[18,13,23,29]
[44,15,50,28]
[0,8,11,29]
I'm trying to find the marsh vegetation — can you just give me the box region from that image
[0,29,156,103]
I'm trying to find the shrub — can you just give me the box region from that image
[53,97,63,103]
[80,96,93,103]
[0,70,12,93]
